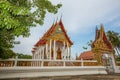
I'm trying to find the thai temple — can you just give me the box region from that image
[79,24,116,66]
[32,19,117,67]
[32,19,73,61]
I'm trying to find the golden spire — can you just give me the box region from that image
[100,24,104,38]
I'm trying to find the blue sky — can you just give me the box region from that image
[13,0,120,58]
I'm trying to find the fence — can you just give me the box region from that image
[0,58,98,67]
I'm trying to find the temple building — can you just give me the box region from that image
[32,19,73,60]
[79,24,116,66]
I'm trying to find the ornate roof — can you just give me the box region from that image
[34,19,73,47]
[91,24,113,51]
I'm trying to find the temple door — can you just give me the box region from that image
[51,49,53,59]
[57,48,62,59]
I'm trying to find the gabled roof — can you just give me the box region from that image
[91,24,113,51]
[79,51,94,60]
[34,19,73,47]
[59,19,73,45]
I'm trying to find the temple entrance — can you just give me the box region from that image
[57,48,62,59]
[102,53,114,73]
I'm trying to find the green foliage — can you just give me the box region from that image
[0,49,16,59]
[0,0,62,59]
[87,40,93,47]
[107,31,120,47]
[83,40,93,50]
[16,53,32,59]
[82,46,87,50]
[0,0,62,37]
[107,31,120,56]
[0,28,18,59]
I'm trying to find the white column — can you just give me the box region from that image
[39,48,41,59]
[33,54,35,59]
[68,47,70,60]
[49,39,52,60]
[38,47,41,59]
[69,47,71,60]
[81,58,84,67]
[40,47,42,59]
[34,53,36,59]
[63,41,65,60]
[67,42,69,60]
[46,44,48,59]
[35,52,37,59]
[32,54,34,59]
[42,46,44,59]
[53,40,56,60]
[38,47,40,59]
[37,51,39,59]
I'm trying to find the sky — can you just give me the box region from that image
[13,0,120,58]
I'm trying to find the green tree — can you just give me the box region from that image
[106,30,120,56]
[0,0,62,59]
[0,29,17,59]
[16,53,32,59]
[0,0,62,37]
[83,40,93,50]
[82,46,88,50]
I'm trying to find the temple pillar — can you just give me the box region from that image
[53,40,56,60]
[46,43,48,59]
[69,47,71,60]
[40,46,42,59]
[42,46,44,59]
[67,42,69,60]
[39,47,41,59]
[35,52,37,59]
[63,41,65,60]
[35,51,37,59]
[49,39,52,60]
[32,54,34,59]
[38,50,40,59]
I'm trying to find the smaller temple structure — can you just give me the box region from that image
[79,24,116,66]
[91,24,114,65]
[32,19,73,61]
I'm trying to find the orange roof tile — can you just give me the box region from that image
[79,51,94,60]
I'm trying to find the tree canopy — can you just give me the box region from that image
[0,0,62,59]
[16,53,32,59]
[0,28,17,59]
[106,31,120,56]
[0,0,62,37]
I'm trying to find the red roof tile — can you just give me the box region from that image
[79,51,94,60]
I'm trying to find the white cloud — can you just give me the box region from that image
[57,0,120,34]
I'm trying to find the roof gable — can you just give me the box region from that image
[34,19,73,47]
[92,24,113,51]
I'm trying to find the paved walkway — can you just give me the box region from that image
[2,74,120,80]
